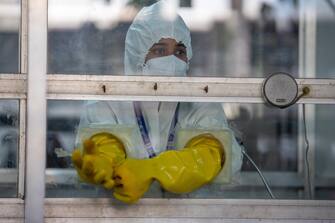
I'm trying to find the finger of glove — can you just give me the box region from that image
[113,191,134,204]
[103,179,115,190]
[82,157,95,176]
[83,139,95,154]
[93,170,107,184]
[113,174,122,184]
[72,149,83,169]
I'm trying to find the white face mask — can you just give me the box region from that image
[142,55,188,76]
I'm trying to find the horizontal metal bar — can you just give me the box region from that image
[46,75,335,103]
[0,74,26,80]
[47,95,335,104]
[0,74,26,99]
[0,197,333,221]
[1,74,335,103]
[47,95,265,103]
[44,198,335,220]
[0,199,23,218]
[0,219,22,223]
[4,197,334,221]
[42,218,330,223]
[0,94,26,99]
[46,74,335,84]
[46,74,264,83]
[46,76,263,102]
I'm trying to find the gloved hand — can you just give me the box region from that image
[113,133,224,203]
[113,158,154,203]
[72,132,126,189]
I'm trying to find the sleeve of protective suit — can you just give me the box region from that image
[72,132,126,190]
[178,102,243,176]
[113,133,224,203]
[75,101,119,147]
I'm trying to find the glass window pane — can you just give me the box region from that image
[48,0,301,77]
[315,104,335,199]
[0,100,19,198]
[46,100,309,200]
[0,0,20,73]
[316,1,335,78]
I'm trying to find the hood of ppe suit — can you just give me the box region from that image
[124,0,193,75]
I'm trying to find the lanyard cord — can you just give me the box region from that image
[166,103,179,150]
[133,102,179,158]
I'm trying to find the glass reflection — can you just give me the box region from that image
[48,0,300,77]
[316,0,335,78]
[315,105,335,199]
[0,100,19,198]
[0,0,20,73]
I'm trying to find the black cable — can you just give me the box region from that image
[278,87,312,198]
[302,104,312,199]
[242,149,276,199]
[262,77,312,198]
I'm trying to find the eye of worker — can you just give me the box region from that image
[145,38,188,63]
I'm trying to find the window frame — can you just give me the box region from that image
[0,0,335,222]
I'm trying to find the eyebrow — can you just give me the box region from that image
[176,43,186,48]
[151,42,186,48]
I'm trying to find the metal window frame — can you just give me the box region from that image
[0,74,334,103]
[42,198,335,220]
[24,0,48,222]
[1,0,335,222]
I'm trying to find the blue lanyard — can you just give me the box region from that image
[166,103,179,150]
[133,102,179,158]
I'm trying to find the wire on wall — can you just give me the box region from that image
[302,103,312,199]
[242,149,276,199]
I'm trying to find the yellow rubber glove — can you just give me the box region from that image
[72,132,126,189]
[113,134,224,203]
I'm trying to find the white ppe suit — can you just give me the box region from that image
[77,1,243,194]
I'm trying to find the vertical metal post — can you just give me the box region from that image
[20,0,28,74]
[18,99,26,199]
[25,0,47,222]
[18,0,29,200]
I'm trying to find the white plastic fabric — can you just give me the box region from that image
[77,0,243,177]
[124,0,192,75]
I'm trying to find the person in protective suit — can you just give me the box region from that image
[72,0,243,203]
